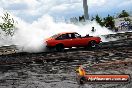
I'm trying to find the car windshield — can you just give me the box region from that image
[51,34,58,38]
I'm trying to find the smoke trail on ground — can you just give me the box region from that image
[0,15,114,52]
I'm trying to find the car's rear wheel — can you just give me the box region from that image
[55,44,64,52]
[88,41,97,49]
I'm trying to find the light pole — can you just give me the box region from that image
[83,0,89,20]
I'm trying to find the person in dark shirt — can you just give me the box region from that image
[91,27,96,32]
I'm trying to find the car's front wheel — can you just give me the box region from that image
[55,44,64,52]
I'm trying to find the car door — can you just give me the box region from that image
[72,33,86,47]
[56,34,73,47]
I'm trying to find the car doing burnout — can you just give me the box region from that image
[46,32,101,51]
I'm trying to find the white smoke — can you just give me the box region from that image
[0,14,114,52]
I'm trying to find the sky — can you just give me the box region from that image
[0,0,132,23]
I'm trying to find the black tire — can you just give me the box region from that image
[55,44,64,52]
[88,41,97,49]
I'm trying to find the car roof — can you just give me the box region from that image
[58,32,77,35]
[50,32,78,39]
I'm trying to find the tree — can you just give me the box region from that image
[0,12,16,36]
[118,10,130,18]
[91,16,95,21]
[79,15,85,22]
[124,17,131,23]
[104,15,115,29]
[95,14,104,26]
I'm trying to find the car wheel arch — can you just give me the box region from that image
[55,43,64,51]
[55,43,64,47]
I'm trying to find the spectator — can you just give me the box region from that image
[91,27,96,32]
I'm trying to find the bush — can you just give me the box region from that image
[0,12,16,36]
[118,10,130,18]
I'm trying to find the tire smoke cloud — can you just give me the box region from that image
[0,15,114,52]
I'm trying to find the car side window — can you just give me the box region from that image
[75,33,81,38]
[68,33,75,39]
[56,34,68,40]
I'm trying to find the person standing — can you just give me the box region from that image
[91,27,96,32]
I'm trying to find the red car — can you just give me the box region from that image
[46,32,101,51]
